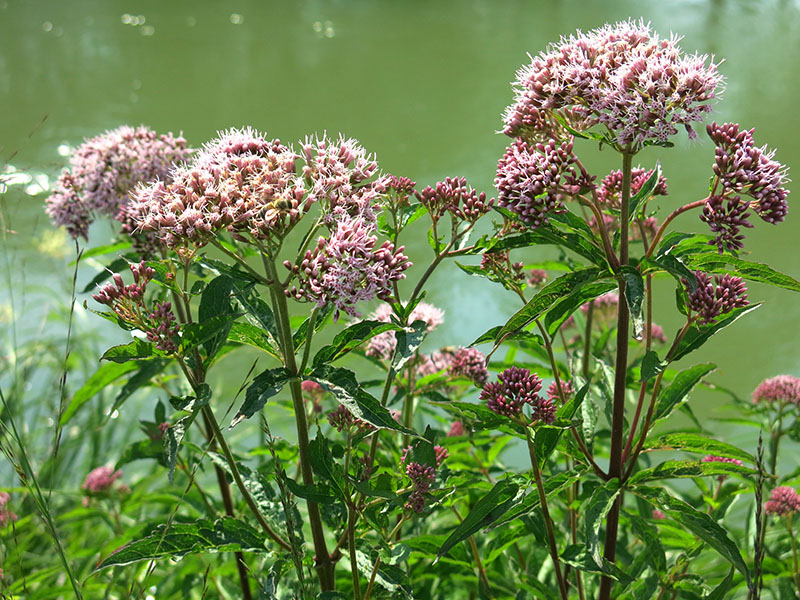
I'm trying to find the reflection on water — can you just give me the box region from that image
[1,0,799,449]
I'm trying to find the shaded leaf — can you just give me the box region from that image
[629,460,756,485]
[101,339,163,363]
[227,322,280,359]
[643,433,754,464]
[392,320,427,371]
[308,430,345,501]
[585,479,622,565]
[621,266,645,339]
[652,363,716,424]
[628,162,661,217]
[285,478,338,505]
[640,351,666,382]
[543,280,617,336]
[313,320,400,367]
[60,362,138,425]
[231,368,292,426]
[198,275,235,361]
[114,439,165,470]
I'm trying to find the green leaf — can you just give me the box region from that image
[643,433,754,464]
[470,326,542,348]
[392,320,427,371]
[164,416,190,484]
[481,225,609,267]
[435,477,525,562]
[408,425,437,469]
[101,339,163,363]
[559,544,632,583]
[308,430,345,500]
[640,351,666,382]
[313,320,399,367]
[227,322,280,358]
[114,439,165,470]
[630,486,751,586]
[629,459,756,485]
[642,254,697,291]
[285,478,338,505]
[620,266,645,339]
[652,363,716,424]
[671,304,760,361]
[494,268,604,343]
[628,162,661,217]
[181,314,240,355]
[534,382,589,466]
[230,281,278,338]
[231,368,292,426]
[60,362,138,425]
[95,517,268,569]
[685,254,800,292]
[198,275,235,361]
[75,241,132,262]
[543,280,617,336]
[706,568,736,600]
[625,511,666,572]
[308,365,415,434]
[585,479,622,565]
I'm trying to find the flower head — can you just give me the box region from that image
[82,466,123,493]
[448,347,489,387]
[764,486,800,516]
[447,421,466,437]
[546,379,575,403]
[480,366,554,424]
[503,20,724,148]
[752,375,800,406]
[416,176,494,222]
[527,269,548,287]
[327,405,373,433]
[0,492,18,526]
[686,270,748,325]
[46,126,191,251]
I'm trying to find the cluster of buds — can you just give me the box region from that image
[596,167,668,209]
[447,347,489,387]
[751,374,800,406]
[401,444,448,513]
[764,486,800,516]
[686,271,748,325]
[92,261,181,353]
[378,175,416,211]
[285,215,411,320]
[480,251,525,289]
[495,138,588,229]
[0,492,18,526]
[81,466,127,506]
[415,176,494,223]
[546,379,575,403]
[301,380,325,413]
[527,269,548,287]
[480,366,556,425]
[502,20,723,148]
[701,454,743,482]
[327,405,374,433]
[447,421,466,437]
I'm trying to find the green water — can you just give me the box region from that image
[2,0,799,451]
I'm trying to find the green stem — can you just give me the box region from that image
[525,429,569,600]
[787,517,800,594]
[262,253,335,591]
[598,151,633,600]
[452,506,494,596]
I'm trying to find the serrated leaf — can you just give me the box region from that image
[642,254,697,291]
[585,479,622,565]
[309,365,414,434]
[313,320,399,367]
[706,568,736,600]
[481,226,609,267]
[60,362,138,425]
[620,266,645,339]
[628,162,661,217]
[630,486,751,586]
[285,478,338,505]
[534,382,589,466]
[308,430,345,501]
[435,477,525,561]
[625,511,666,572]
[101,339,163,363]
[643,433,754,464]
[231,368,292,426]
[95,517,268,569]
[652,363,716,424]
[671,304,760,361]
[640,350,666,382]
[543,280,617,336]
[685,254,800,292]
[181,314,240,355]
[227,322,280,358]
[198,275,235,361]
[164,415,190,484]
[392,320,427,371]
[629,459,756,485]
[494,268,604,343]
[230,281,278,338]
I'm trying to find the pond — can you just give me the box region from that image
[2,0,799,456]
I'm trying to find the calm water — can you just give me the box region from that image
[2,0,800,452]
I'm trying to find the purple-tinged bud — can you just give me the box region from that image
[764,486,800,516]
[448,347,489,387]
[686,271,748,325]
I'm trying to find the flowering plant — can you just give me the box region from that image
[8,18,798,600]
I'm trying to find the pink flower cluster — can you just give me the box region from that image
[415,176,494,223]
[752,375,800,405]
[447,347,489,387]
[480,366,556,424]
[327,405,374,433]
[480,251,525,287]
[46,126,191,250]
[503,20,723,148]
[82,466,123,503]
[546,379,575,403]
[702,122,790,252]
[401,444,448,513]
[686,270,748,325]
[447,421,466,437]
[701,455,743,466]
[764,486,800,516]
[364,302,444,360]
[285,215,410,319]
[527,269,548,287]
[93,261,181,353]
[596,166,668,209]
[0,492,18,526]
[495,138,587,229]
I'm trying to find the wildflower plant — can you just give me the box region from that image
[22,17,799,600]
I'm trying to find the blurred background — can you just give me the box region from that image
[1,0,799,458]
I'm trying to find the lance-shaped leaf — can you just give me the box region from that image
[181,314,240,355]
[651,363,716,425]
[643,433,754,464]
[534,382,590,467]
[640,350,667,382]
[671,304,761,362]
[227,322,280,359]
[559,544,632,583]
[95,517,268,569]
[585,479,622,565]
[543,280,617,336]
[480,223,609,267]
[629,459,756,485]
[105,360,169,423]
[308,430,345,501]
[308,365,414,434]
[60,362,138,425]
[197,275,235,361]
[684,254,800,292]
[313,320,400,367]
[285,478,339,505]
[101,339,164,363]
[628,162,662,217]
[392,320,427,371]
[642,254,697,291]
[231,367,292,427]
[230,281,278,339]
[493,268,604,343]
[625,511,666,572]
[435,476,526,562]
[630,486,751,586]
[620,266,645,339]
